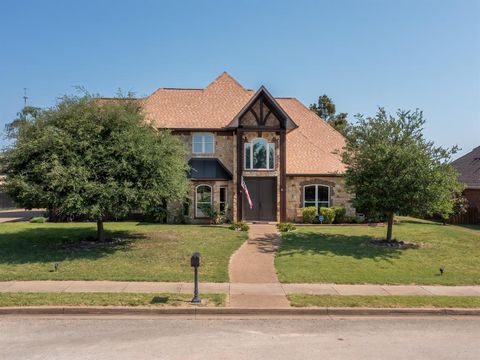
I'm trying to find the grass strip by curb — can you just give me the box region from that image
[288,294,480,308]
[0,292,225,307]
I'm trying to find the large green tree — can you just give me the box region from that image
[3,94,189,241]
[342,108,462,242]
[310,94,349,136]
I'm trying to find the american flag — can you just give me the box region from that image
[241,176,253,209]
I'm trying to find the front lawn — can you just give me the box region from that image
[0,292,225,307]
[276,217,480,285]
[288,294,480,308]
[0,222,246,282]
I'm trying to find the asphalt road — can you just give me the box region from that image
[1,316,479,359]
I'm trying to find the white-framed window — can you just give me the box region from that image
[192,133,215,154]
[303,184,330,211]
[219,186,227,215]
[195,184,212,217]
[244,138,275,170]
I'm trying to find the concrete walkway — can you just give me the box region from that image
[1,281,479,297]
[228,224,290,308]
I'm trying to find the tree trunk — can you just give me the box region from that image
[97,220,105,242]
[386,212,394,242]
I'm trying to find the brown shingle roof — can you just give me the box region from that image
[140,72,346,175]
[143,72,254,128]
[452,146,480,188]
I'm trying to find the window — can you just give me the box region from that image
[303,185,330,211]
[244,138,275,170]
[192,133,214,154]
[195,185,212,217]
[219,187,227,215]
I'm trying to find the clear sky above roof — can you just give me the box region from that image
[1,0,478,157]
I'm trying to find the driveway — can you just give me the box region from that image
[0,209,45,223]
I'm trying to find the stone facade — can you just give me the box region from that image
[285,175,354,222]
[169,131,353,223]
[236,131,281,221]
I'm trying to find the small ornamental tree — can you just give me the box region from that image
[3,94,189,241]
[342,108,462,242]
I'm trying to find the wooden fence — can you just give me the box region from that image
[448,207,480,225]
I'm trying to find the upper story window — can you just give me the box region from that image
[192,133,215,154]
[244,138,275,170]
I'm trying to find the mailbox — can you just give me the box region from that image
[191,252,200,267]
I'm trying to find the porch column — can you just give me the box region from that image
[236,129,244,221]
[280,129,287,222]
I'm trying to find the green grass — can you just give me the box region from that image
[0,222,247,282]
[0,292,225,307]
[276,217,480,285]
[288,294,480,308]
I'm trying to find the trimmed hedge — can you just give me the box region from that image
[302,206,317,223]
[332,207,347,224]
[319,207,336,224]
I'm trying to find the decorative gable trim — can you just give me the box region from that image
[227,86,298,130]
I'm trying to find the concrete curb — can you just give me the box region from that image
[1,306,479,317]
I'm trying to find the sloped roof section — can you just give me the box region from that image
[144,72,254,128]
[136,72,346,174]
[452,146,480,188]
[278,98,347,174]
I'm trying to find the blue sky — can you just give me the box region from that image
[1,0,479,157]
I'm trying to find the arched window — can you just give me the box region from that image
[244,138,275,170]
[303,185,330,211]
[195,185,212,217]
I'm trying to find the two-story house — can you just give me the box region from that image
[139,72,353,223]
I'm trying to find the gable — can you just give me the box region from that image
[227,86,297,130]
[239,93,281,128]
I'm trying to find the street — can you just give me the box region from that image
[1,316,479,359]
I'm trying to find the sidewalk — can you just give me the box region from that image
[1,281,479,296]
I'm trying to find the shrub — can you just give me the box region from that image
[229,221,249,231]
[144,204,168,223]
[302,206,317,223]
[30,216,47,223]
[277,223,297,232]
[332,207,347,224]
[319,207,336,224]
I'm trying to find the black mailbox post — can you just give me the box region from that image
[191,252,201,304]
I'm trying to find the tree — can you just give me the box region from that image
[3,94,189,241]
[342,108,462,242]
[310,94,349,136]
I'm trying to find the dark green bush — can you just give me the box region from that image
[302,206,317,223]
[332,207,347,223]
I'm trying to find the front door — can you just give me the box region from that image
[242,177,276,221]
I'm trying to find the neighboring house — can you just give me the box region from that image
[106,72,353,223]
[452,146,480,224]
